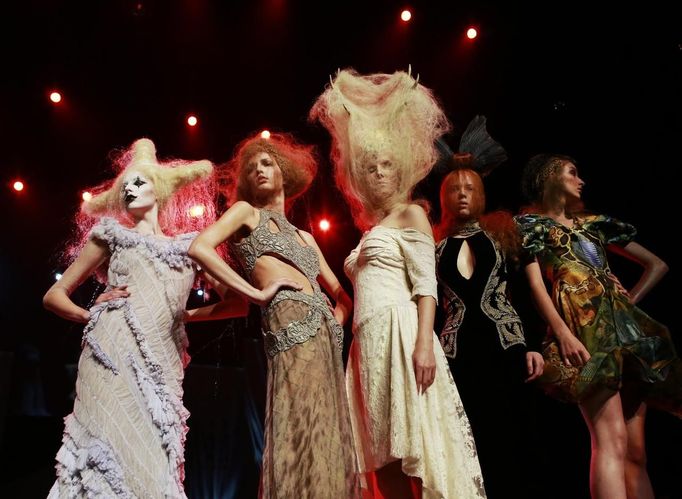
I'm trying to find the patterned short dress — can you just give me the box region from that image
[516,213,682,415]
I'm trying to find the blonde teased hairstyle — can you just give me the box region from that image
[66,138,217,274]
[310,68,451,229]
[83,138,213,216]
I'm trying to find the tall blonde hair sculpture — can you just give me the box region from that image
[310,67,451,228]
[67,138,216,267]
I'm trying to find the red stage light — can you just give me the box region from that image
[187,115,198,127]
[49,91,62,103]
[260,130,271,139]
[319,219,330,231]
[466,27,478,39]
[400,10,412,22]
[13,181,24,192]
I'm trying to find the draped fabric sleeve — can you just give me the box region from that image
[582,214,637,246]
[397,228,438,303]
[514,214,547,264]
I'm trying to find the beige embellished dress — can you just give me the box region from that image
[230,209,360,499]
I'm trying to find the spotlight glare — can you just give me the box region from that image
[187,115,198,127]
[466,27,478,39]
[197,289,204,296]
[55,273,63,281]
[49,91,62,103]
[260,130,271,139]
[82,191,93,202]
[189,204,205,217]
[319,219,330,231]
[400,9,412,22]
[13,181,24,192]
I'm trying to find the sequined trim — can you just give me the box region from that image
[262,290,344,357]
[436,231,525,359]
[230,209,344,357]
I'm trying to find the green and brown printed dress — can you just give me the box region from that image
[515,213,682,415]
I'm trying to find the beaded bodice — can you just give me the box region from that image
[229,208,343,357]
[230,209,321,292]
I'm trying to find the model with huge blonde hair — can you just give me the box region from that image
[188,132,360,498]
[311,68,485,499]
[43,138,245,498]
[516,154,682,499]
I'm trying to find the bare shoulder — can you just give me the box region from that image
[400,204,433,235]
[222,200,259,228]
[297,229,320,249]
[403,203,428,219]
[226,200,256,216]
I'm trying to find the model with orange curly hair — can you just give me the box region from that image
[188,132,359,498]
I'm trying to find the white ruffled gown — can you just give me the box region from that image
[48,218,196,499]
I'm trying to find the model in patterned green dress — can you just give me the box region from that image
[517,153,681,499]
[516,212,681,413]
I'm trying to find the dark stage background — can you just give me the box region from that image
[1,1,680,498]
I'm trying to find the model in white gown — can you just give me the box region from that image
[48,218,196,498]
[44,138,217,499]
[345,225,486,499]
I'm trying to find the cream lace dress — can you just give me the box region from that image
[344,226,486,499]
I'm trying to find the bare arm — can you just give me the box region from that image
[200,270,229,300]
[188,201,301,307]
[184,287,249,322]
[403,204,437,344]
[402,204,437,393]
[524,260,590,367]
[607,241,668,305]
[415,295,437,349]
[299,231,353,326]
[43,239,110,323]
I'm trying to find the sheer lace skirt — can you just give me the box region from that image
[260,298,360,498]
[347,305,486,499]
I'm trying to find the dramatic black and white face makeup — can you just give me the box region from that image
[121,171,157,212]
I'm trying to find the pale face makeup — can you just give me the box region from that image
[363,153,400,205]
[121,171,157,212]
